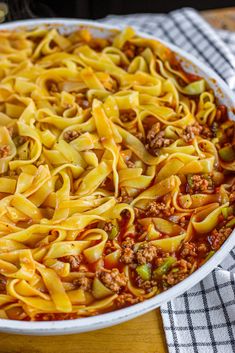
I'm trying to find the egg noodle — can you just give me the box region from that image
[0,26,234,321]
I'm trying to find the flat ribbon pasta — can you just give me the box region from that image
[0,26,234,322]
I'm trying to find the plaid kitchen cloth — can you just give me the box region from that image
[101,8,235,353]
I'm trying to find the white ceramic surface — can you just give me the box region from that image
[0,18,234,335]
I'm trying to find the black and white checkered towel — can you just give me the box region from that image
[101,8,235,353]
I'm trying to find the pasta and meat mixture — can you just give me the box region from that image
[0,26,234,321]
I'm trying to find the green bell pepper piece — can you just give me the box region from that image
[136,264,151,281]
[153,257,177,278]
[184,79,206,95]
[219,146,235,163]
[108,224,119,240]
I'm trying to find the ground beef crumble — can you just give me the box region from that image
[147,122,161,141]
[145,201,175,218]
[178,215,188,228]
[118,187,133,203]
[104,240,117,255]
[200,125,213,139]
[182,123,202,143]
[63,130,80,142]
[136,276,158,293]
[120,237,135,265]
[163,259,193,287]
[115,293,142,308]
[187,174,213,194]
[180,242,197,262]
[208,227,232,250]
[35,313,78,321]
[121,247,135,265]
[136,243,159,264]
[179,241,209,265]
[179,242,209,264]
[197,243,208,254]
[122,41,145,60]
[99,268,127,293]
[153,253,170,267]
[103,222,113,233]
[120,109,136,122]
[60,254,83,272]
[121,238,162,267]
[0,145,10,158]
[145,123,173,154]
[73,276,92,292]
[122,237,135,248]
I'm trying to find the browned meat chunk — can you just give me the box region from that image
[145,201,175,218]
[180,242,197,258]
[73,276,92,292]
[120,237,135,265]
[208,227,232,250]
[136,243,158,264]
[63,130,80,142]
[60,254,83,272]
[120,109,136,122]
[118,187,133,203]
[146,123,173,155]
[147,122,161,141]
[145,131,173,155]
[200,126,213,139]
[179,241,208,260]
[99,268,127,293]
[121,247,135,265]
[122,42,136,59]
[179,242,198,264]
[163,259,193,287]
[122,237,135,248]
[136,277,158,293]
[104,240,117,255]
[115,293,142,308]
[0,145,10,158]
[122,42,144,60]
[187,174,213,194]
[182,123,202,143]
[197,243,208,255]
[103,222,113,233]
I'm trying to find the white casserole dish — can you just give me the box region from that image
[0,18,234,335]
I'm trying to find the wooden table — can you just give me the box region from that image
[202,7,235,31]
[0,7,234,353]
[0,309,167,353]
